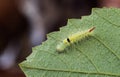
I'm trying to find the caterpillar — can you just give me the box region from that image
[56,27,95,53]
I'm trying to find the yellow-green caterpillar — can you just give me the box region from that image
[56,27,95,53]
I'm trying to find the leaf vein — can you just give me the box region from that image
[94,10,120,27]
[76,47,100,72]
[93,36,120,60]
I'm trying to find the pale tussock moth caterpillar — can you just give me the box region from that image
[56,27,95,53]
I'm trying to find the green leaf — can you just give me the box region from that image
[19,8,120,77]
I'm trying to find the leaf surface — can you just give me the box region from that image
[20,8,120,77]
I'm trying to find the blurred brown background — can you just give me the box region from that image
[0,0,120,77]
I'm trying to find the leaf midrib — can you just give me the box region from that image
[21,65,120,77]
